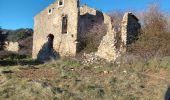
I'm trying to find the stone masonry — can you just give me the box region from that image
[121,12,141,50]
[33,0,79,59]
[33,0,141,61]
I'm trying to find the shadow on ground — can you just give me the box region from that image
[0,59,43,67]
[165,86,170,100]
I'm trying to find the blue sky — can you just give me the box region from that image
[0,0,169,29]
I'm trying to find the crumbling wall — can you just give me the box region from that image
[96,12,140,61]
[95,14,119,61]
[33,0,79,60]
[121,12,141,49]
[78,5,105,52]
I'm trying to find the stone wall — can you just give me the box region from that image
[33,0,79,60]
[121,12,141,48]
[78,5,105,50]
[33,0,141,62]
[96,12,140,61]
[95,14,119,61]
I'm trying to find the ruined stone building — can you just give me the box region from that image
[33,0,141,61]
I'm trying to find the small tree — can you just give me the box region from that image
[108,11,124,31]
[0,27,7,50]
[141,3,167,36]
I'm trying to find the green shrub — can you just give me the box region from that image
[7,28,33,42]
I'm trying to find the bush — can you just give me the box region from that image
[0,51,16,60]
[82,23,107,53]
[18,37,33,55]
[127,3,170,59]
[0,28,33,59]
[141,4,167,35]
[7,28,33,42]
[0,28,8,50]
[108,11,124,31]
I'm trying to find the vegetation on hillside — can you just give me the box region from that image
[0,58,170,99]
[0,28,33,59]
[128,4,170,59]
[6,28,33,42]
[0,3,170,100]
[0,27,8,50]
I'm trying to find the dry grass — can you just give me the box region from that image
[0,2,170,100]
[0,57,170,100]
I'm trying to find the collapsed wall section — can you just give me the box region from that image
[96,12,141,61]
[95,14,118,61]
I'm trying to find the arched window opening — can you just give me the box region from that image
[58,0,64,7]
[48,9,52,14]
[47,34,54,48]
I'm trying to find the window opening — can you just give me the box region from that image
[48,9,52,14]
[58,0,64,7]
[62,16,68,34]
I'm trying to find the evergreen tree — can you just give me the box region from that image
[0,27,7,50]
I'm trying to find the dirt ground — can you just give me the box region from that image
[7,68,58,80]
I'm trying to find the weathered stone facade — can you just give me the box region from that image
[33,0,141,61]
[33,0,79,59]
[95,14,118,61]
